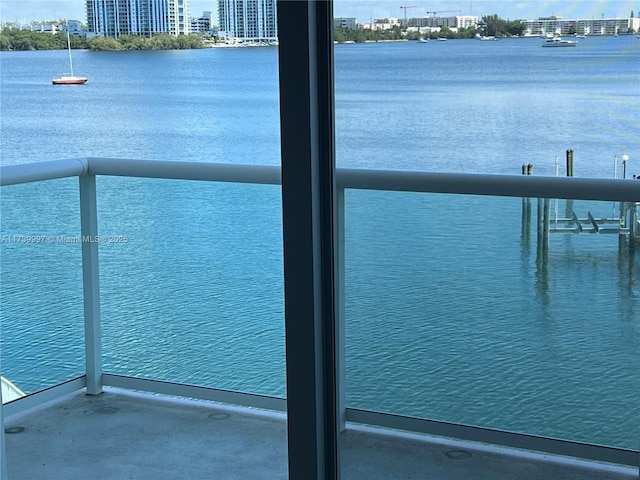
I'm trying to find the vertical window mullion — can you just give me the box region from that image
[277,1,339,479]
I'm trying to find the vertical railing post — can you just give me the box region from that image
[336,186,346,432]
[79,174,103,395]
[1,386,8,480]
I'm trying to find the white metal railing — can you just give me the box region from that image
[1,158,639,469]
[2,157,639,202]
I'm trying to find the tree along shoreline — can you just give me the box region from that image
[334,16,525,42]
[0,16,533,52]
[0,31,207,51]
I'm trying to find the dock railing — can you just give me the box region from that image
[1,158,639,472]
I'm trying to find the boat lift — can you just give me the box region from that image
[532,198,639,252]
[521,151,640,254]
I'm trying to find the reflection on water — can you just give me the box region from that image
[530,198,639,303]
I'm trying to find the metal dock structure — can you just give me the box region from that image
[521,151,640,254]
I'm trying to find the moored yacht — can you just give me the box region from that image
[542,36,577,47]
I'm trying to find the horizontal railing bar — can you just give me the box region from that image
[87,158,282,185]
[0,159,87,186]
[345,408,638,467]
[1,158,639,203]
[337,168,640,203]
[102,374,287,412]
[3,376,86,418]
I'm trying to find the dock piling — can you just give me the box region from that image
[566,149,574,177]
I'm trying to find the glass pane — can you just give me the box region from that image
[1,178,84,397]
[98,177,286,397]
[344,190,639,450]
[1,21,284,401]
[334,4,639,472]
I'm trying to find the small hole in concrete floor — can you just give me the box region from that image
[5,426,26,434]
[444,450,472,460]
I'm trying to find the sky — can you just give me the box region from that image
[0,0,637,24]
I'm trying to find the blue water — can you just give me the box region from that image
[1,36,639,450]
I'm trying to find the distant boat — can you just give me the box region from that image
[436,37,447,41]
[52,24,88,85]
[542,36,577,47]
[418,37,429,43]
[475,33,498,41]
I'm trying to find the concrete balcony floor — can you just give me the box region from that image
[4,388,638,480]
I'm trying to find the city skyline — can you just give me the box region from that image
[0,0,638,24]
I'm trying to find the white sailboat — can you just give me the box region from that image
[52,23,88,85]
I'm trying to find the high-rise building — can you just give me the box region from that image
[218,0,277,42]
[191,11,214,34]
[86,0,189,38]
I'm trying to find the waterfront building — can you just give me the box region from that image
[218,0,277,42]
[454,15,478,29]
[0,20,85,36]
[426,15,456,28]
[334,17,357,30]
[366,17,401,31]
[407,15,478,29]
[21,23,58,33]
[85,0,190,38]
[2,22,59,33]
[191,11,214,34]
[64,20,86,36]
[523,16,638,36]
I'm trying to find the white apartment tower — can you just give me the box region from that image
[218,0,278,42]
[86,0,189,38]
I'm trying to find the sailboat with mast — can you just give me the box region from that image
[52,22,88,85]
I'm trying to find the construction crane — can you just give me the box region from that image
[425,10,461,17]
[400,4,416,24]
